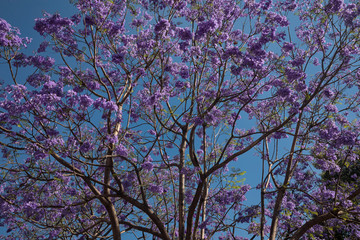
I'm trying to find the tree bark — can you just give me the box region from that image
[179,133,187,240]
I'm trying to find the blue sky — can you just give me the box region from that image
[0,0,78,85]
[1,0,77,41]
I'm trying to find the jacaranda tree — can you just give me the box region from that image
[1,0,360,239]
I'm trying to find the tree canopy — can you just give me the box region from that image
[1,0,360,239]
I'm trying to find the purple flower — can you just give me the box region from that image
[148,184,164,194]
[147,129,156,135]
[0,18,28,47]
[325,104,338,113]
[313,57,320,66]
[108,23,124,37]
[223,47,242,60]
[273,131,288,139]
[0,18,11,32]
[131,19,145,28]
[79,95,94,110]
[282,42,294,52]
[290,57,305,67]
[28,55,55,71]
[277,87,291,97]
[295,82,307,92]
[142,161,153,172]
[178,27,192,40]
[266,12,289,27]
[325,0,344,13]
[175,81,184,88]
[46,128,59,136]
[195,19,218,40]
[323,88,334,98]
[336,130,357,146]
[285,67,305,82]
[318,120,339,140]
[84,15,96,26]
[230,65,242,75]
[115,144,128,157]
[179,66,189,79]
[80,141,93,153]
[198,219,210,229]
[106,135,118,145]
[154,18,170,33]
[37,41,49,53]
[71,14,81,24]
[34,13,73,36]
[112,53,124,64]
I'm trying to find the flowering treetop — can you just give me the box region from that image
[1,0,360,239]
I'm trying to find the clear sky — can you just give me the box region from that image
[0,0,78,85]
[1,0,77,41]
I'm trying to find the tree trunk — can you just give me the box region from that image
[179,134,187,240]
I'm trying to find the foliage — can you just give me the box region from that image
[1,0,360,239]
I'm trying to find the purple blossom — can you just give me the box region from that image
[80,141,93,153]
[277,87,291,97]
[115,144,128,157]
[295,82,307,92]
[34,13,73,36]
[142,161,153,172]
[273,131,288,139]
[342,4,359,27]
[148,184,164,194]
[175,81,185,88]
[28,55,55,71]
[8,85,27,103]
[290,57,305,67]
[325,104,338,113]
[177,27,192,40]
[230,65,242,75]
[154,19,170,33]
[198,219,210,229]
[222,47,242,60]
[131,19,145,28]
[106,135,118,145]
[285,67,305,82]
[282,42,294,52]
[70,14,81,24]
[195,19,218,40]
[108,23,124,37]
[336,130,357,146]
[0,18,11,32]
[79,95,94,110]
[318,120,339,140]
[313,57,320,66]
[37,41,49,53]
[323,88,334,98]
[112,53,125,64]
[42,80,62,95]
[0,18,28,47]
[147,129,156,135]
[179,66,189,79]
[325,0,344,13]
[266,12,289,27]
[46,128,59,136]
[261,0,272,10]
[84,15,96,26]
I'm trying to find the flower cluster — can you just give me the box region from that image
[0,18,30,48]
